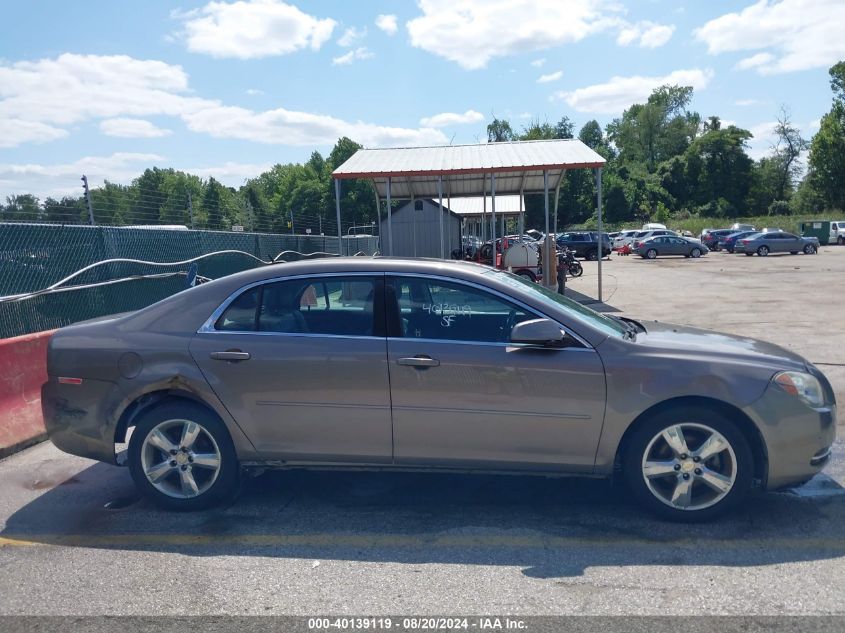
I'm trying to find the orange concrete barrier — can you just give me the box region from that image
[0,330,54,458]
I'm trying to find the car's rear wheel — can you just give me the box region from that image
[623,409,753,522]
[690,248,702,258]
[803,244,817,254]
[586,249,598,261]
[756,245,769,257]
[646,249,658,259]
[128,401,239,511]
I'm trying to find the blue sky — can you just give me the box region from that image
[1,0,842,199]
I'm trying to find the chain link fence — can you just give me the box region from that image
[0,223,379,339]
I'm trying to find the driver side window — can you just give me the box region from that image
[391,277,533,343]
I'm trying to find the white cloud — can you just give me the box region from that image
[530,58,546,67]
[176,0,336,59]
[694,0,845,75]
[183,105,449,147]
[0,119,68,148]
[99,118,172,138]
[407,0,617,70]
[0,153,165,199]
[537,70,563,83]
[0,53,447,153]
[616,21,675,48]
[734,52,774,71]
[245,88,265,95]
[518,112,532,119]
[406,1,674,68]
[419,110,485,127]
[374,14,398,36]
[182,161,274,185]
[554,68,714,114]
[337,26,366,47]
[331,47,374,65]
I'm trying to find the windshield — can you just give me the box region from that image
[484,269,627,340]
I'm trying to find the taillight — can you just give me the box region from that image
[58,377,83,385]
[742,240,749,244]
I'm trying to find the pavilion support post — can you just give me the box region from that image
[596,167,603,302]
[518,189,524,238]
[438,175,444,259]
[543,170,556,289]
[410,189,416,258]
[553,170,565,236]
[334,179,343,256]
[386,177,393,256]
[491,173,497,268]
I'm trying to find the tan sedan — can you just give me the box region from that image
[42,258,836,521]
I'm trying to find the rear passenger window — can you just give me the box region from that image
[215,277,379,336]
[215,287,259,331]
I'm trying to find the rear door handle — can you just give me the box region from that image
[397,356,440,368]
[210,350,251,362]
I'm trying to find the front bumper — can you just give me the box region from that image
[745,384,836,490]
[41,377,123,464]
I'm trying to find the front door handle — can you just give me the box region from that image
[397,356,440,368]
[210,350,251,362]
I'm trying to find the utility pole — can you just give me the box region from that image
[290,209,295,235]
[81,175,95,225]
[187,192,194,229]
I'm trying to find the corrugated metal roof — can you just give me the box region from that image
[332,139,605,197]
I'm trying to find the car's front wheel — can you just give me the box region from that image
[128,401,240,510]
[803,244,817,254]
[690,248,702,258]
[622,409,753,522]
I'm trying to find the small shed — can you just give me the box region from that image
[380,198,461,258]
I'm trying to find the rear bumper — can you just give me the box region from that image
[41,377,122,464]
[745,385,837,490]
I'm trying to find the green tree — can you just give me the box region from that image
[486,117,516,142]
[807,61,845,210]
[770,106,808,201]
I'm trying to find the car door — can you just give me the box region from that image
[781,232,801,251]
[189,273,393,463]
[384,275,606,472]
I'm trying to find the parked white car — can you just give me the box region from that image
[631,229,680,249]
[642,222,667,231]
[831,221,845,245]
[612,229,641,249]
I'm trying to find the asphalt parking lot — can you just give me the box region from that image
[1,245,844,618]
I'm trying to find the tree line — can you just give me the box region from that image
[2,62,843,233]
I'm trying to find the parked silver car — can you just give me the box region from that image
[737,232,820,256]
[42,258,835,521]
[635,235,709,259]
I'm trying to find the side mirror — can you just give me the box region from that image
[510,318,566,347]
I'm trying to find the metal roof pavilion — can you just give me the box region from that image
[331,139,608,300]
[332,139,605,198]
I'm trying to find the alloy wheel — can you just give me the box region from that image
[139,418,222,499]
[646,249,657,259]
[757,246,769,256]
[691,248,701,258]
[640,422,737,511]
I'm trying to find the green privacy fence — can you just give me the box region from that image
[0,223,379,339]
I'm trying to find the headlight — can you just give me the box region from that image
[773,371,825,408]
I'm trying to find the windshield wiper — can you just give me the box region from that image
[610,315,638,340]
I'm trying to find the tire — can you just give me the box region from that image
[838,236,844,245]
[622,407,753,522]
[516,269,537,282]
[756,245,769,257]
[646,249,658,260]
[690,248,702,258]
[128,401,240,511]
[586,249,598,261]
[568,262,584,277]
[803,244,817,255]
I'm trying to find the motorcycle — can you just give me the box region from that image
[561,248,583,277]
